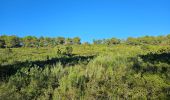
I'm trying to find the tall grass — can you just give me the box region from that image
[0,45,170,99]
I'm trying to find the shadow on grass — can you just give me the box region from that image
[0,54,95,80]
[140,52,170,64]
[132,52,170,74]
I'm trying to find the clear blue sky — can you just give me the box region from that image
[0,0,170,42]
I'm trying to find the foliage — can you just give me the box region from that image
[0,35,21,48]
[0,35,170,99]
[0,35,83,48]
[0,39,5,48]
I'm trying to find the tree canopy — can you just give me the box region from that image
[1,34,170,48]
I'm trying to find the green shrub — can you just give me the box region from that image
[63,46,73,55]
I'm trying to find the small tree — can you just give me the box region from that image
[73,37,81,45]
[3,35,20,48]
[64,46,73,56]
[56,37,65,45]
[93,39,103,45]
[65,38,73,45]
[57,48,62,55]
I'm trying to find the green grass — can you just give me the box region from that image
[0,45,170,99]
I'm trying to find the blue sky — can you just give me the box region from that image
[0,0,170,42]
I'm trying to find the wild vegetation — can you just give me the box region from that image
[0,34,170,99]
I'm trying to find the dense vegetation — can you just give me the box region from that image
[0,34,170,99]
[1,34,170,48]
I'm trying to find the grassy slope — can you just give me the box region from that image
[0,45,170,99]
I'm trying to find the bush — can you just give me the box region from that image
[64,46,73,55]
